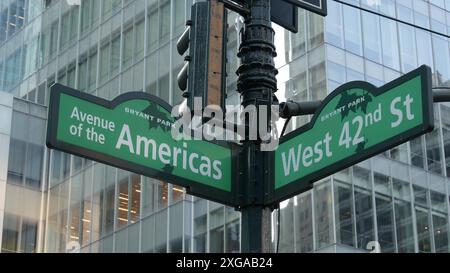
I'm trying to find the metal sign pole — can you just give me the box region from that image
[237,0,277,253]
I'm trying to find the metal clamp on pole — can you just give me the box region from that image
[433,88,450,103]
[279,100,322,119]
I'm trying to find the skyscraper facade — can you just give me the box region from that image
[0,0,449,253]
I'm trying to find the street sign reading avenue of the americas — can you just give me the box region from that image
[46,84,238,207]
[267,65,434,205]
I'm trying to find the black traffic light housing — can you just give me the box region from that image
[176,1,228,115]
[177,21,191,94]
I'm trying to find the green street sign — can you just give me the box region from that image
[46,84,238,207]
[268,65,434,205]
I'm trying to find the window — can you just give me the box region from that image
[142,177,168,218]
[37,83,46,105]
[334,181,354,247]
[433,213,449,253]
[100,166,115,236]
[57,69,66,85]
[430,5,446,33]
[25,143,44,188]
[7,138,26,185]
[111,34,120,75]
[122,27,133,67]
[102,0,112,18]
[224,207,239,253]
[8,2,17,36]
[99,43,110,84]
[413,0,429,29]
[19,220,38,253]
[159,0,171,42]
[441,105,450,176]
[410,136,425,169]
[141,215,155,253]
[69,174,82,243]
[24,38,38,77]
[173,0,185,35]
[413,185,428,207]
[194,212,207,253]
[314,182,333,249]
[16,0,25,30]
[225,220,240,253]
[416,207,432,252]
[7,112,45,189]
[135,19,145,60]
[44,0,54,9]
[91,164,104,242]
[432,36,450,86]
[88,51,97,91]
[415,30,433,70]
[102,0,121,19]
[380,19,399,70]
[60,11,71,48]
[398,24,417,73]
[4,49,22,91]
[394,201,414,253]
[278,199,294,252]
[147,6,159,52]
[354,186,375,249]
[81,0,90,33]
[374,173,395,253]
[1,214,20,252]
[425,129,443,175]
[154,210,167,253]
[362,13,381,63]
[130,174,141,223]
[91,0,100,26]
[117,171,129,228]
[67,64,76,88]
[1,7,9,42]
[169,202,183,253]
[296,193,313,253]
[325,1,343,48]
[308,13,324,50]
[78,58,87,91]
[343,6,362,55]
[210,208,225,253]
[285,11,306,62]
[309,61,326,101]
[39,28,49,66]
[70,7,79,42]
[49,22,59,58]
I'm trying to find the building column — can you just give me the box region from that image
[0,92,13,252]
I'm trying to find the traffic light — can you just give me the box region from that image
[176,0,228,114]
[176,22,191,94]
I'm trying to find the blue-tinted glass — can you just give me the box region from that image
[398,24,417,73]
[343,6,362,55]
[362,13,381,63]
[325,1,344,48]
[380,18,400,70]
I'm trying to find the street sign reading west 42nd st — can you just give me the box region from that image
[46,85,239,207]
[267,65,434,205]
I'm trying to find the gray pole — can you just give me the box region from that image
[237,0,277,253]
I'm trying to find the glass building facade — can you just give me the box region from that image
[0,0,449,253]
